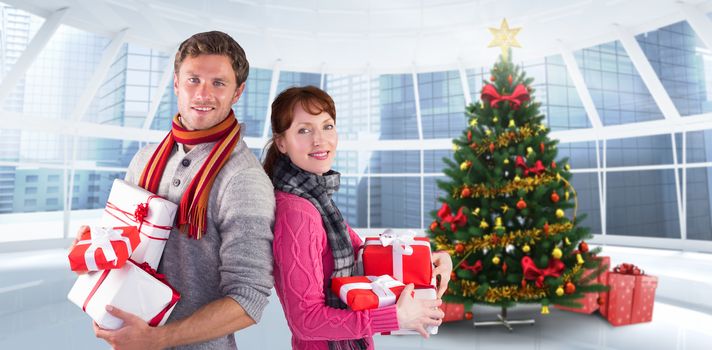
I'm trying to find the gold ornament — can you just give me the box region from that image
[526,147,534,155]
[565,191,570,201]
[504,158,510,164]
[514,175,521,182]
[556,286,564,296]
[495,217,503,229]
[538,124,547,131]
[556,173,561,181]
[469,118,478,127]
[577,253,584,265]
[452,143,460,151]
[522,244,531,253]
[541,305,550,314]
[485,129,492,136]
[492,256,501,265]
[564,237,571,245]
[501,204,509,213]
[479,100,484,109]
[508,119,516,128]
[479,219,489,229]
[460,160,472,171]
[493,116,499,123]
[556,209,565,218]
[552,247,563,259]
[565,163,571,171]
[472,207,480,216]
[488,18,522,60]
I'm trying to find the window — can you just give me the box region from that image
[25,187,38,194]
[26,175,38,183]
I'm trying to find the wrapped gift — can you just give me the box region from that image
[102,179,177,269]
[68,226,140,272]
[360,230,433,287]
[67,259,180,330]
[604,263,658,326]
[383,287,439,335]
[440,302,465,322]
[556,256,610,314]
[331,275,405,311]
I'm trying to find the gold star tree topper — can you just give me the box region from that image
[488,18,522,60]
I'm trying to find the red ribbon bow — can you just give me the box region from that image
[134,203,149,223]
[515,156,546,176]
[459,260,482,274]
[613,263,643,275]
[437,203,468,232]
[521,256,565,288]
[481,84,530,110]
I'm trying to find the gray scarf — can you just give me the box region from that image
[272,155,368,350]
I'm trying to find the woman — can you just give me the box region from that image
[264,86,452,350]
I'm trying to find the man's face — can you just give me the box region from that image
[174,54,245,131]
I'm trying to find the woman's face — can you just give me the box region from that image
[276,104,338,175]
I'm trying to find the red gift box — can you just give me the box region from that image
[556,256,610,314]
[331,275,405,311]
[361,230,433,286]
[604,263,658,326]
[68,226,140,272]
[440,302,465,322]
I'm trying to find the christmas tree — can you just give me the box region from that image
[428,19,605,323]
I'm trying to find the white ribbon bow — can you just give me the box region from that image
[338,275,404,309]
[378,229,417,256]
[77,226,131,271]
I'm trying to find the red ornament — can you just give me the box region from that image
[579,241,589,253]
[516,198,527,210]
[550,192,560,203]
[450,271,457,281]
[521,279,527,288]
[489,143,495,153]
[565,282,576,294]
[502,262,508,273]
[508,132,515,139]
[597,297,605,305]
[455,243,465,254]
[465,311,473,320]
[467,130,472,142]
[551,161,557,169]
[543,222,550,235]
[490,233,500,245]
[490,75,496,82]
[429,221,439,232]
[507,75,513,85]
[461,187,472,198]
[540,142,545,153]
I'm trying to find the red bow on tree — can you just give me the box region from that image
[614,263,643,275]
[481,84,530,110]
[437,203,468,232]
[521,256,565,288]
[515,156,546,176]
[460,260,483,274]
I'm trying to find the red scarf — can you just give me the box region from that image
[139,111,240,239]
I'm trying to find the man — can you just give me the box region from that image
[92,31,274,349]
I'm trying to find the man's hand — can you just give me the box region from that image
[94,305,164,350]
[431,251,453,298]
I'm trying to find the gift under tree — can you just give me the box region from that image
[428,19,605,326]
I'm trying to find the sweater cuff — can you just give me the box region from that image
[369,305,400,333]
[228,286,270,323]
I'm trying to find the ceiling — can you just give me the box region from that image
[5,0,712,74]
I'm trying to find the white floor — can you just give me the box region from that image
[0,245,711,350]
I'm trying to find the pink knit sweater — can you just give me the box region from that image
[273,191,400,350]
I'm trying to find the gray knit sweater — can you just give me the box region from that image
[124,137,275,350]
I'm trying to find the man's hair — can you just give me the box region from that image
[174,31,249,86]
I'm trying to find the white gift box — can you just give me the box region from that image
[101,179,177,269]
[387,288,439,335]
[67,259,180,330]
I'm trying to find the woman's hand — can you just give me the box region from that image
[431,251,453,298]
[395,284,444,338]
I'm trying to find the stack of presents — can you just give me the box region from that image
[334,229,440,335]
[66,179,180,330]
[440,255,659,327]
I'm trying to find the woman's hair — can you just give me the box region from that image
[262,86,336,181]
